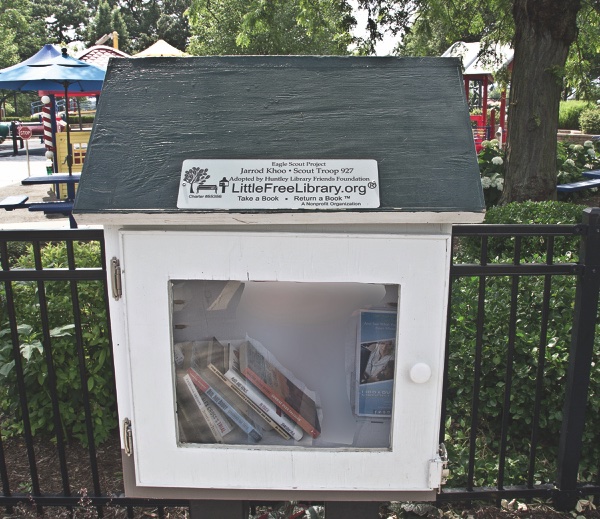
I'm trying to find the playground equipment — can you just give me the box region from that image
[442,41,513,150]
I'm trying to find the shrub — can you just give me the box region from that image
[484,200,583,225]
[559,100,593,130]
[579,108,600,134]
[478,139,505,207]
[478,140,600,208]
[0,241,117,446]
[2,114,95,124]
[446,202,593,487]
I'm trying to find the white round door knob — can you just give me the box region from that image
[410,363,432,384]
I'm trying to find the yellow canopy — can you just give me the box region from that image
[133,40,188,58]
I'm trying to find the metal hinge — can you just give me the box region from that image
[123,418,133,456]
[110,257,122,300]
[428,443,449,492]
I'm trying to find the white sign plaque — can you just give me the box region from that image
[177,159,380,210]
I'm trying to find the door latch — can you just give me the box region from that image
[428,442,449,492]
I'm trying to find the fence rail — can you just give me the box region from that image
[0,216,599,516]
[438,208,600,508]
[0,230,188,517]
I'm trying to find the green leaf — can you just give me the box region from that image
[21,340,43,361]
[0,360,15,377]
[49,324,75,337]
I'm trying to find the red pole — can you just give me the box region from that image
[482,75,488,126]
[42,103,54,153]
[490,109,496,141]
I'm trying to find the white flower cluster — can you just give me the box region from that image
[480,139,501,149]
[481,174,504,191]
[564,159,576,167]
[588,148,596,158]
[491,156,504,165]
[584,141,594,148]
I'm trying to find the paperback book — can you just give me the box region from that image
[182,373,232,442]
[356,310,397,417]
[187,367,263,442]
[239,340,321,438]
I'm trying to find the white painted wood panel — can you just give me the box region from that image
[118,231,450,492]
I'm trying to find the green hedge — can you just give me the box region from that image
[0,241,117,446]
[579,108,600,135]
[559,100,594,130]
[1,114,95,124]
[446,202,600,487]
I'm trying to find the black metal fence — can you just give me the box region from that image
[0,214,599,516]
[438,208,600,509]
[0,230,188,517]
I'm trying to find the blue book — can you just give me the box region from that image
[356,310,397,417]
[188,367,263,442]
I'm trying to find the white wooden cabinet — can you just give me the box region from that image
[105,228,452,499]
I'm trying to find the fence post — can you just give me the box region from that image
[10,121,18,155]
[188,500,249,518]
[555,207,600,510]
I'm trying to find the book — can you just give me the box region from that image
[182,373,232,442]
[356,310,397,417]
[239,340,321,439]
[223,368,305,441]
[207,337,303,441]
[187,367,263,442]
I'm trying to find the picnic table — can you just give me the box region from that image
[0,174,80,228]
[22,174,79,227]
[21,173,81,186]
[557,169,600,193]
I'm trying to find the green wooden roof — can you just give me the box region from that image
[74,56,485,217]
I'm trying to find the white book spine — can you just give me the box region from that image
[183,374,232,440]
[224,369,304,441]
[200,394,233,436]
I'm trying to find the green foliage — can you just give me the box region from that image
[187,0,353,56]
[115,0,191,53]
[579,108,600,135]
[556,140,600,191]
[396,14,455,57]
[33,0,89,44]
[0,0,45,69]
[478,139,600,208]
[563,8,600,101]
[0,241,117,446]
[484,200,584,225]
[446,201,594,487]
[87,1,113,46]
[110,8,131,54]
[369,0,514,58]
[478,139,505,207]
[559,100,594,130]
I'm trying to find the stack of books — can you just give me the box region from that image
[178,337,321,444]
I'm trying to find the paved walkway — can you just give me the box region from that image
[0,138,71,228]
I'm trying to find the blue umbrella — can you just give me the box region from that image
[0,48,105,179]
[0,49,105,92]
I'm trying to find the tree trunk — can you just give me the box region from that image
[500,0,580,203]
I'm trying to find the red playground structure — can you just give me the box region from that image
[442,42,513,151]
